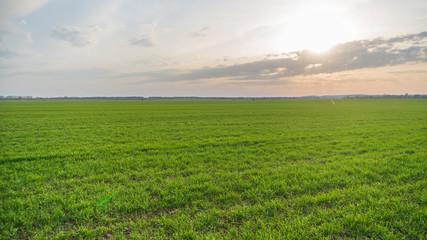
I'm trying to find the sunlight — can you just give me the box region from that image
[280,5,357,53]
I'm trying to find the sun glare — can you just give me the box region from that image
[281,5,357,53]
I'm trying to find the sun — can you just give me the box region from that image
[278,5,358,53]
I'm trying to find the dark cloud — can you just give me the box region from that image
[122,31,427,83]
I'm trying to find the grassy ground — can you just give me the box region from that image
[0,99,426,239]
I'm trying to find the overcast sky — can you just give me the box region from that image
[1,0,426,97]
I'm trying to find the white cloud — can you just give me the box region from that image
[130,23,157,47]
[51,25,92,47]
[190,26,210,38]
[0,0,50,29]
[0,0,50,57]
[51,24,108,47]
[88,24,109,31]
[0,48,20,58]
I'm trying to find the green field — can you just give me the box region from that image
[1,99,426,239]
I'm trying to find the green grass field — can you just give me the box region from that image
[1,99,426,239]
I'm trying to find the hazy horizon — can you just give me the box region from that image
[2,93,426,99]
[1,0,427,97]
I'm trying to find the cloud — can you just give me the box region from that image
[51,24,108,47]
[51,25,94,47]
[190,26,210,38]
[130,23,157,47]
[0,0,48,56]
[88,23,109,31]
[0,36,26,58]
[121,31,427,83]
[0,67,117,97]
[0,0,50,29]
[131,57,178,67]
[0,67,114,78]
[0,48,21,58]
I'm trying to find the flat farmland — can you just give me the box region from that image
[0,99,426,239]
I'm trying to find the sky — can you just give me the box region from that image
[0,0,426,97]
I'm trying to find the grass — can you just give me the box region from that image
[0,99,426,239]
